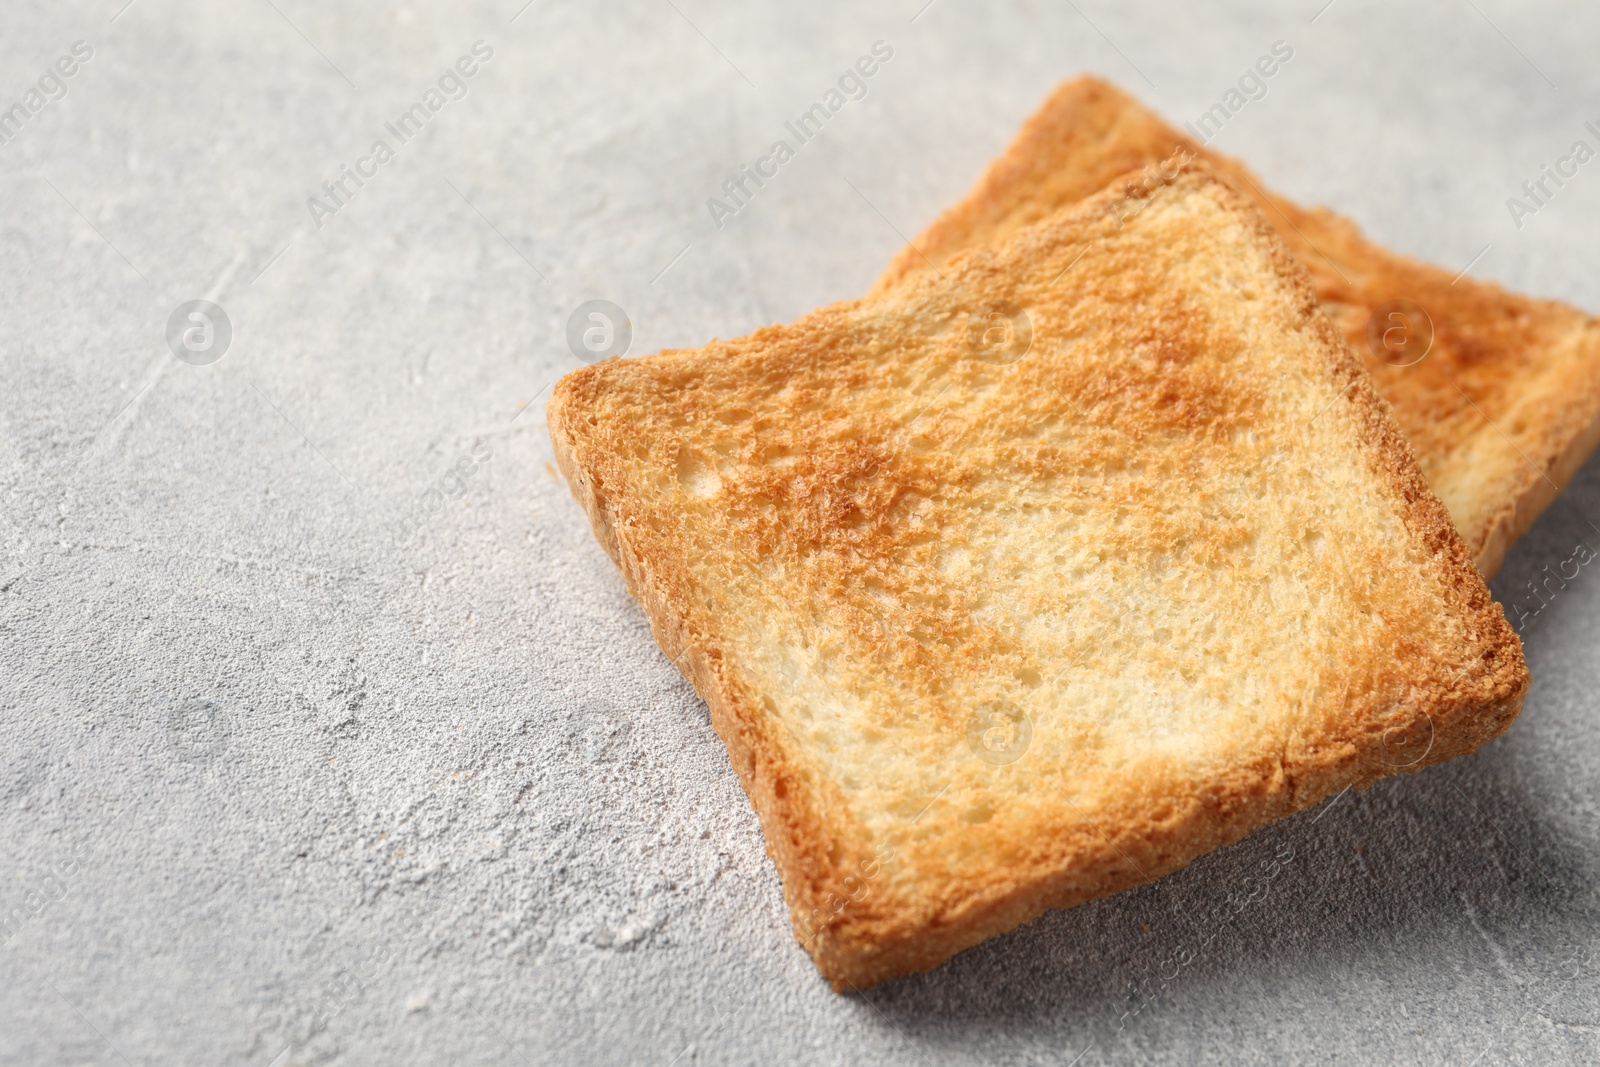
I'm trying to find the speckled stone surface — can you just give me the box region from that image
[2,1,1598,1064]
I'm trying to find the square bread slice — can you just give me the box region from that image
[872,76,1600,579]
[548,169,1527,990]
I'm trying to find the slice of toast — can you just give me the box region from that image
[548,169,1527,989]
[873,76,1600,578]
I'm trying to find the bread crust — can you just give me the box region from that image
[873,76,1600,578]
[547,379,852,949]
[549,169,1528,990]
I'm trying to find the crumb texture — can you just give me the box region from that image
[549,172,1527,989]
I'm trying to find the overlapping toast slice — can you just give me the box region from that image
[873,76,1600,578]
[548,169,1527,989]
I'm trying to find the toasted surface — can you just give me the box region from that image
[548,171,1527,989]
[873,76,1600,578]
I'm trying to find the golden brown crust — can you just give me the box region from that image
[875,75,1600,578]
[548,378,851,938]
[549,168,1528,990]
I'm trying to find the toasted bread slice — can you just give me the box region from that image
[548,170,1527,989]
[873,76,1600,578]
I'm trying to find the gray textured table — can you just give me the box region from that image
[3,1,1598,1064]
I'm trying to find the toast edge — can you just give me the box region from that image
[866,75,1149,298]
[546,374,856,974]
[1475,393,1600,579]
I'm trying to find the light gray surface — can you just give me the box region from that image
[3,1,1598,1063]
